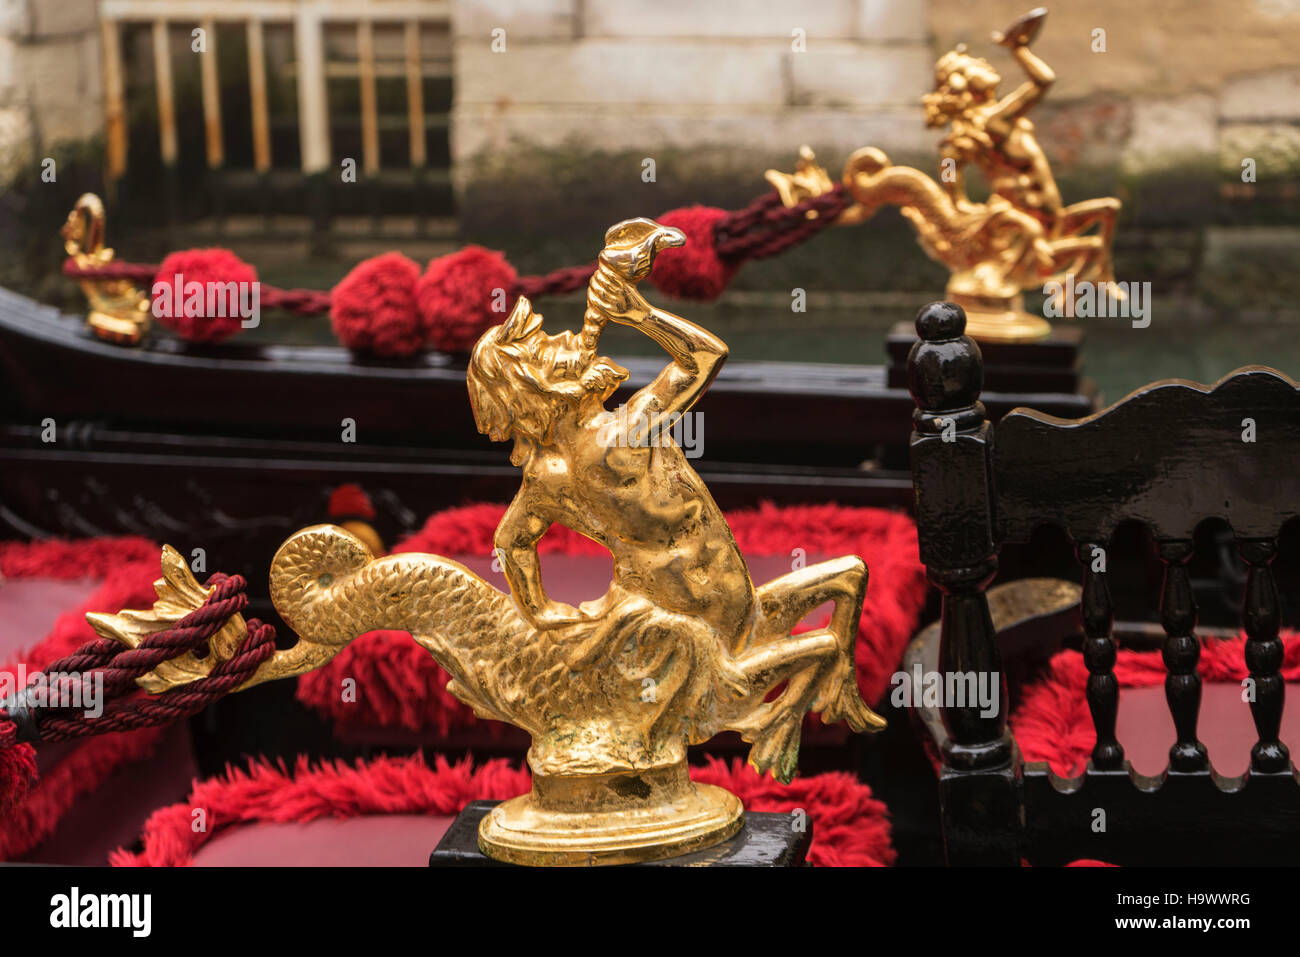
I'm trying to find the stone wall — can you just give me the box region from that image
[1,0,1297,245]
[0,0,101,187]
[451,0,937,233]
[928,0,1300,180]
[452,0,1300,236]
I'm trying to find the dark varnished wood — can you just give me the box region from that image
[994,366,1300,544]
[908,302,1019,864]
[908,300,1300,865]
[1023,766,1300,866]
[1239,537,1289,773]
[0,286,1095,474]
[429,801,811,867]
[1077,541,1123,770]
[1158,539,1209,772]
[908,302,1010,770]
[886,319,1093,400]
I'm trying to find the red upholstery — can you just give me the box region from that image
[193,815,457,867]
[0,537,198,862]
[1116,682,1300,777]
[1011,631,1300,778]
[0,580,101,658]
[113,754,896,867]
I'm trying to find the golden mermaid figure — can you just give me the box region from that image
[465,217,883,779]
[91,217,885,864]
[767,7,1125,340]
[924,8,1121,297]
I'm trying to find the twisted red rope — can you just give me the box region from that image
[61,183,854,318]
[257,287,333,315]
[61,260,333,317]
[511,263,597,300]
[715,185,852,262]
[0,574,274,753]
[61,259,157,284]
[33,622,275,742]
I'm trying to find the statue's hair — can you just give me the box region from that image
[467,295,630,465]
[922,46,998,128]
[466,297,568,464]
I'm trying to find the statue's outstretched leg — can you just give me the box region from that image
[1059,197,1120,247]
[728,556,884,781]
[1057,197,1122,287]
[1044,234,1121,310]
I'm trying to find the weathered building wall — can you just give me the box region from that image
[452,0,1300,236]
[928,0,1300,179]
[451,0,937,233]
[0,0,101,187]
[2,0,1297,242]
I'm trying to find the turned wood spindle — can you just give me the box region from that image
[1076,541,1123,770]
[1157,539,1208,771]
[1238,537,1289,774]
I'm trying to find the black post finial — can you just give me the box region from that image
[908,301,985,433]
[914,299,966,342]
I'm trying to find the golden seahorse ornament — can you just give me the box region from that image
[93,217,885,865]
[60,193,150,345]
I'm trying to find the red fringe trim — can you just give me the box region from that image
[296,502,927,736]
[111,753,893,867]
[0,536,159,581]
[0,538,163,859]
[1010,630,1300,778]
[692,757,895,866]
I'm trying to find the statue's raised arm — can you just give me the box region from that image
[587,263,728,438]
[987,7,1054,126]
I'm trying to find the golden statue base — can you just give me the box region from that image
[948,291,1051,343]
[87,308,150,346]
[477,762,744,866]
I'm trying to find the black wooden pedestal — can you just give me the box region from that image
[429,801,811,867]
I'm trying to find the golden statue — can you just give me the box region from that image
[767,7,1122,342]
[92,216,884,865]
[61,193,150,345]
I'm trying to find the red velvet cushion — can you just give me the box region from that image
[192,815,456,867]
[1116,682,1300,777]
[1012,632,1300,777]
[114,753,896,867]
[0,579,100,660]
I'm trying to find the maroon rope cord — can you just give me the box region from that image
[40,575,247,705]
[0,574,273,751]
[715,185,852,262]
[63,260,334,317]
[259,287,333,315]
[32,623,276,742]
[60,182,854,317]
[61,258,158,283]
[511,263,597,300]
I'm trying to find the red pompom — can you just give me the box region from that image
[330,252,425,358]
[328,483,376,520]
[0,743,37,815]
[153,248,258,343]
[417,246,518,354]
[649,206,738,300]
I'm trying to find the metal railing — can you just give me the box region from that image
[99,0,452,179]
